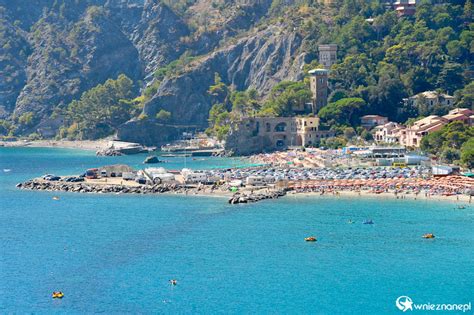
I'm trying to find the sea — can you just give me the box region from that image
[0,147,473,314]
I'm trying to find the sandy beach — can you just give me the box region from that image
[0,139,110,151]
[289,190,472,204]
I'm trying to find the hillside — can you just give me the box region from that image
[0,0,472,144]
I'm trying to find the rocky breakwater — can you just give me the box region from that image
[228,190,287,204]
[16,180,183,195]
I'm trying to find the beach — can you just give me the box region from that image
[0,139,109,151]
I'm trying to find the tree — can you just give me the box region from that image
[260,81,312,117]
[460,138,474,169]
[454,81,474,109]
[436,62,465,94]
[18,112,35,127]
[318,97,366,128]
[421,122,474,164]
[156,110,172,123]
[440,147,460,164]
[63,74,135,139]
[208,73,230,108]
[343,127,356,140]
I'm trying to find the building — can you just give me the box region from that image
[318,44,337,69]
[317,0,336,5]
[308,68,329,112]
[393,0,418,17]
[98,164,134,177]
[442,108,474,125]
[394,108,473,148]
[360,115,388,129]
[373,122,405,144]
[400,115,447,147]
[225,116,334,155]
[403,91,454,110]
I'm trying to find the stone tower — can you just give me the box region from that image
[318,44,337,69]
[308,69,329,113]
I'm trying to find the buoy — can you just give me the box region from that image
[52,291,64,299]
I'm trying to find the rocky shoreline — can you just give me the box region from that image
[16,179,286,204]
[228,190,287,204]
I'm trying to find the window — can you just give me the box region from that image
[274,122,287,132]
[266,123,271,132]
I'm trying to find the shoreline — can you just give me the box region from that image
[0,140,110,151]
[289,190,472,204]
[16,178,472,205]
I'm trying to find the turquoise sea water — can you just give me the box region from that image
[0,147,473,313]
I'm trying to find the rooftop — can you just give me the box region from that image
[308,68,330,75]
[411,91,454,99]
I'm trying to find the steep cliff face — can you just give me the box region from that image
[131,0,190,80]
[0,16,29,118]
[143,24,305,126]
[13,6,141,122]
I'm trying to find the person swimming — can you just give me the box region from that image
[169,279,177,285]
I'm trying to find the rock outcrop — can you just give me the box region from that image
[141,25,305,127]
[13,6,141,123]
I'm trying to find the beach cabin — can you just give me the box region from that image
[432,165,459,177]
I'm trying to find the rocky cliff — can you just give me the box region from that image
[145,24,304,125]
[0,0,307,142]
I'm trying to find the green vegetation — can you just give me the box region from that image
[259,81,312,117]
[460,138,474,169]
[318,98,366,129]
[17,112,35,127]
[205,73,260,140]
[293,0,473,122]
[421,121,474,167]
[156,109,172,123]
[59,74,136,140]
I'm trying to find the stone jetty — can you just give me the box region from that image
[17,180,180,194]
[96,148,123,156]
[228,190,287,204]
[17,179,289,204]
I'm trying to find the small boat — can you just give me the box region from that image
[52,291,64,299]
[305,236,317,242]
[52,196,60,201]
[363,220,374,225]
[422,233,435,239]
[3,169,11,172]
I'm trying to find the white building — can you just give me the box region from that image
[403,91,454,109]
[373,122,405,144]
